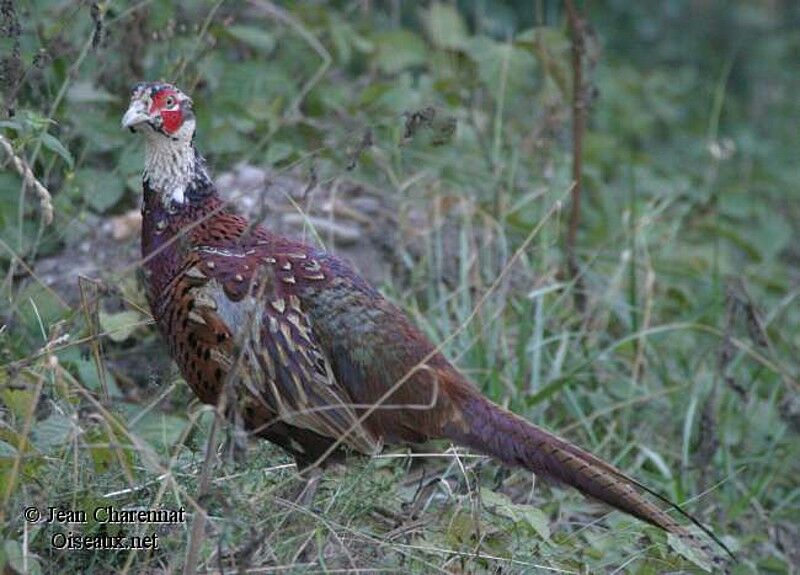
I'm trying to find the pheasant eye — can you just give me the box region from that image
[165,96,176,108]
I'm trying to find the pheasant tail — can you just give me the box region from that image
[446,390,730,567]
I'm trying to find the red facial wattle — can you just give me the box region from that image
[160,108,183,134]
[149,89,183,134]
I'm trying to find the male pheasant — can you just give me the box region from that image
[122,82,730,567]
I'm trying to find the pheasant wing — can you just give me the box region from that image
[186,246,380,457]
[253,288,380,455]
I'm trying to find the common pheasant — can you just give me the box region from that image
[122,81,731,567]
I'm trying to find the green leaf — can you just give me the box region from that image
[73,168,125,213]
[0,120,23,133]
[98,310,142,342]
[329,18,353,64]
[466,36,538,100]
[444,510,479,546]
[84,426,117,473]
[132,413,189,453]
[668,532,714,572]
[41,132,74,169]
[34,414,73,450]
[67,81,118,104]
[481,490,550,541]
[266,142,293,165]
[0,440,17,458]
[3,539,42,575]
[638,444,673,479]
[68,352,119,396]
[424,2,469,50]
[359,82,392,107]
[73,113,126,152]
[373,30,427,74]
[226,25,276,53]
[14,286,67,341]
[21,110,55,131]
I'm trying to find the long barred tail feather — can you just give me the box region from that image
[446,391,734,567]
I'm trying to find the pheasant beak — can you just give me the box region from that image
[121,98,150,131]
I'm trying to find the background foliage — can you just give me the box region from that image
[1,1,799,573]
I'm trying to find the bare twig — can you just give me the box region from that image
[0,134,53,224]
[564,0,588,309]
[183,410,221,575]
[172,0,224,87]
[78,276,110,401]
[0,324,58,523]
[10,3,103,283]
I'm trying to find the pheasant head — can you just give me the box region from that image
[122,82,194,138]
[122,81,211,206]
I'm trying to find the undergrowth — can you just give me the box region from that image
[1,1,798,573]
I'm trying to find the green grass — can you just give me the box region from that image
[2,1,799,573]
